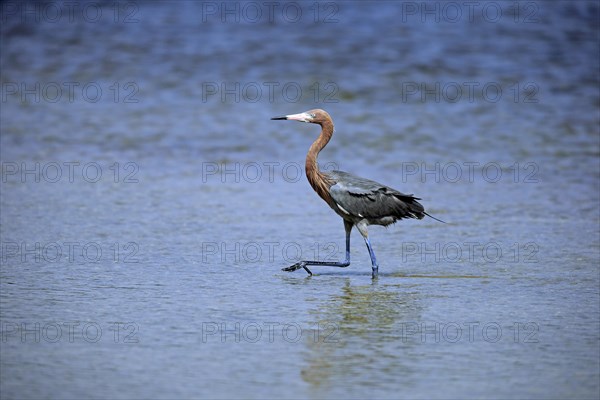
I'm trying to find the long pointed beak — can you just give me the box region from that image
[271,112,311,122]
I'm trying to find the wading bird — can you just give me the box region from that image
[271,109,443,278]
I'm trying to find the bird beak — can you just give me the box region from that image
[271,112,311,123]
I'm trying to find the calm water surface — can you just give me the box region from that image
[1,1,599,399]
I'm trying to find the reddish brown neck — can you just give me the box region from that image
[305,118,334,204]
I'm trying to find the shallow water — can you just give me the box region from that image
[1,1,599,399]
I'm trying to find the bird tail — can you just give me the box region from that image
[393,194,445,223]
[424,212,446,224]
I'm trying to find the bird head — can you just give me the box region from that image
[271,109,331,124]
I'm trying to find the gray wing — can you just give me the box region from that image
[328,170,425,220]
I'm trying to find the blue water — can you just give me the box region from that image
[1,1,599,399]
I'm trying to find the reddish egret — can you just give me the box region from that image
[271,109,443,278]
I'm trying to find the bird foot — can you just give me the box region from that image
[371,266,379,279]
[282,261,313,276]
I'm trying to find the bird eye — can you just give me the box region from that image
[310,113,316,118]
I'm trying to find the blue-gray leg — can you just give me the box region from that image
[343,219,352,264]
[283,220,353,275]
[363,236,379,278]
[355,221,379,278]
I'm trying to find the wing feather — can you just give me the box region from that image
[328,170,425,220]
